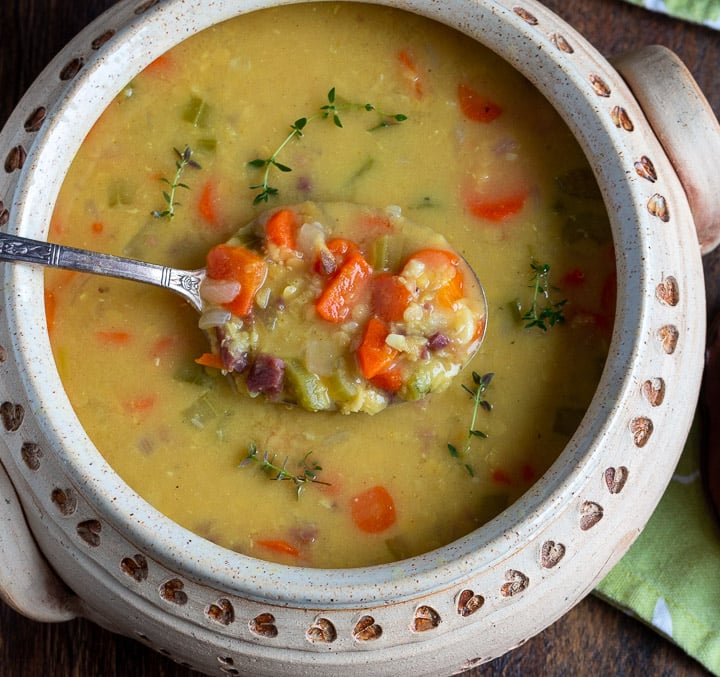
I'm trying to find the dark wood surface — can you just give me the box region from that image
[1,1,718,675]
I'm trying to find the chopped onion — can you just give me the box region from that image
[297,221,325,259]
[198,307,232,330]
[200,278,241,304]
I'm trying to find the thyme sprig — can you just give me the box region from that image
[248,87,407,204]
[151,145,201,219]
[521,260,567,331]
[239,443,330,498]
[448,371,493,471]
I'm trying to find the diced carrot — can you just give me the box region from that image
[351,485,397,533]
[562,267,586,287]
[458,83,502,123]
[206,244,268,317]
[123,395,156,414]
[405,248,461,273]
[256,539,301,557]
[371,274,412,323]
[521,463,536,483]
[265,208,297,250]
[198,180,220,228]
[370,365,403,393]
[91,221,104,235]
[96,330,131,346]
[356,317,398,380]
[49,218,63,238]
[464,187,527,222]
[327,237,361,259]
[143,54,174,76]
[313,238,360,276]
[195,352,224,369]
[315,251,372,323]
[403,249,464,308]
[491,469,513,485]
[397,49,424,98]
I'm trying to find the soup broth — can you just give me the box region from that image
[47,2,615,568]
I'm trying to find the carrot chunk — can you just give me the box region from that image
[206,244,268,317]
[403,249,464,308]
[356,317,398,379]
[256,539,301,557]
[398,49,424,98]
[458,83,502,123]
[195,352,224,370]
[198,180,219,227]
[265,208,297,250]
[96,330,131,346]
[315,250,372,323]
[464,189,527,222]
[370,365,403,393]
[351,485,397,533]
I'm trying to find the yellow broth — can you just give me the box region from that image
[46,2,615,568]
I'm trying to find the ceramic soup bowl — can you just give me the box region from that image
[0,1,718,675]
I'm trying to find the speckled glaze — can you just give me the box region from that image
[0,1,713,675]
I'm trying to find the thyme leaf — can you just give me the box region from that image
[248,87,407,204]
[520,260,567,331]
[239,443,330,498]
[448,371,493,463]
[151,145,201,219]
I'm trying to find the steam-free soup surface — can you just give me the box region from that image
[47,3,615,568]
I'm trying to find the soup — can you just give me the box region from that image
[46,2,615,568]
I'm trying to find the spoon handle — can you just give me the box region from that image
[0,232,205,312]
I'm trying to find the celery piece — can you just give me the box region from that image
[346,157,374,185]
[327,364,359,402]
[182,95,211,128]
[182,391,221,429]
[404,367,432,401]
[561,212,612,245]
[285,360,333,412]
[173,362,217,388]
[370,234,403,272]
[196,137,217,153]
[108,180,134,207]
[556,167,602,200]
[404,361,450,401]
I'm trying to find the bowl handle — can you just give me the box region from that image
[611,45,720,255]
[0,459,78,621]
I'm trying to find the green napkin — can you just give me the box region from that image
[596,420,720,674]
[624,0,720,28]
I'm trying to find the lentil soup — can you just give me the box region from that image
[46,2,615,568]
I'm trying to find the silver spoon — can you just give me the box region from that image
[0,231,205,312]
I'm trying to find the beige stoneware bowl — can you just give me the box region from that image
[1,1,718,675]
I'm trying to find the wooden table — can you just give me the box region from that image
[1,1,718,675]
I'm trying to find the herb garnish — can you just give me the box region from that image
[151,145,201,219]
[248,87,407,204]
[448,371,493,475]
[239,443,330,498]
[520,260,567,331]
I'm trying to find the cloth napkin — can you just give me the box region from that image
[623,0,720,28]
[595,420,720,674]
